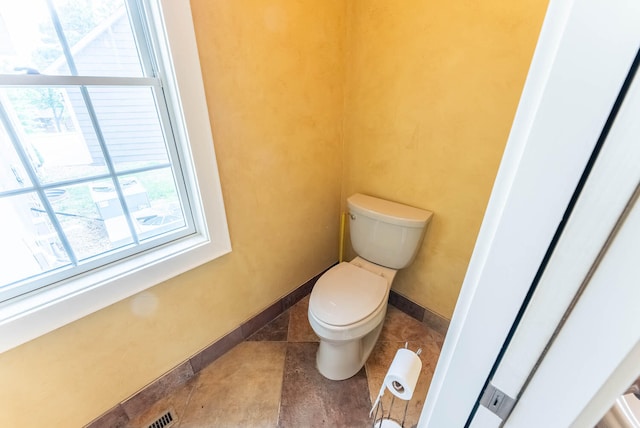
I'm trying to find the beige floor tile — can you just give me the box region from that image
[178,341,287,428]
[279,342,372,427]
[287,295,318,342]
[380,306,440,344]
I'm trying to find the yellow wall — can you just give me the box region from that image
[342,0,547,318]
[0,1,345,426]
[0,0,548,426]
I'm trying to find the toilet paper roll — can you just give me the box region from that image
[383,348,422,401]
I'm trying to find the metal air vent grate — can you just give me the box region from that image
[148,410,175,428]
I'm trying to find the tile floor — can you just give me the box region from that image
[127,296,445,428]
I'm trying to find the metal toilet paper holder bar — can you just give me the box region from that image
[370,343,422,428]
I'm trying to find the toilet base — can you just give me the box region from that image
[316,320,384,380]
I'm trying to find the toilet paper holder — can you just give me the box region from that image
[370,343,422,428]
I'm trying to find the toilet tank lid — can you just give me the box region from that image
[347,193,433,228]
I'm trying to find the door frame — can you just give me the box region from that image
[418,0,640,426]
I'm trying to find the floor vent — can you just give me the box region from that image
[148,411,175,428]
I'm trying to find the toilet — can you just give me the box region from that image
[308,193,432,380]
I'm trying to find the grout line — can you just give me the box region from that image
[174,380,197,428]
[276,312,293,428]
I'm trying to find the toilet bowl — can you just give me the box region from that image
[308,193,432,380]
[309,257,397,380]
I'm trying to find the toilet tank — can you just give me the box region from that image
[347,193,433,269]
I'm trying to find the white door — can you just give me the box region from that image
[419,0,640,426]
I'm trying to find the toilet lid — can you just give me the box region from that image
[310,262,388,326]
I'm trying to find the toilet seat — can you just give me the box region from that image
[310,262,387,327]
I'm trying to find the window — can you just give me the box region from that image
[0,0,230,351]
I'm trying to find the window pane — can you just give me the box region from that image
[0,87,108,184]
[88,178,135,247]
[0,115,32,191]
[50,181,133,261]
[54,0,144,77]
[121,169,186,240]
[0,0,58,75]
[0,192,70,288]
[87,87,171,172]
[0,0,143,77]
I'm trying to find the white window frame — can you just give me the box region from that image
[0,0,231,353]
